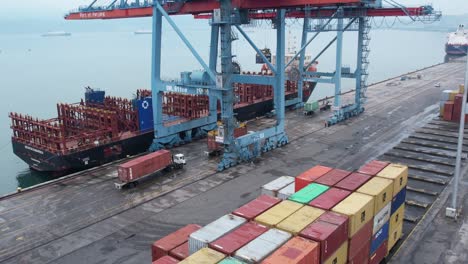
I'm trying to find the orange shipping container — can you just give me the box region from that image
[295,165,333,192]
[261,237,320,264]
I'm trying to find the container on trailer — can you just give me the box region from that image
[180,248,225,264]
[170,242,189,261]
[348,220,373,260]
[277,182,295,200]
[276,206,324,235]
[390,204,405,232]
[369,240,388,264]
[323,241,348,264]
[300,219,348,262]
[262,236,320,264]
[347,239,370,264]
[358,160,389,176]
[295,165,333,191]
[219,257,246,264]
[153,255,180,264]
[118,149,172,183]
[373,202,391,234]
[232,195,281,221]
[254,200,303,227]
[444,101,454,121]
[152,224,202,261]
[234,228,291,263]
[309,188,350,210]
[209,222,268,256]
[387,221,403,253]
[288,183,329,204]
[391,187,406,214]
[332,192,374,237]
[315,169,351,186]
[335,172,371,192]
[261,176,295,197]
[370,222,389,255]
[357,177,393,214]
[189,214,246,254]
[377,164,408,195]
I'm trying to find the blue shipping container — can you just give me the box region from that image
[370,221,389,255]
[137,98,154,132]
[391,187,406,215]
[85,89,105,104]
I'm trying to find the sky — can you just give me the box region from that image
[1,0,467,18]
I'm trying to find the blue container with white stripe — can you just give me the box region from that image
[391,187,406,215]
[370,221,389,255]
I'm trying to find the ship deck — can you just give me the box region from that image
[0,58,467,264]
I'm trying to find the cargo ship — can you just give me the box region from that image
[10,72,316,173]
[445,25,468,55]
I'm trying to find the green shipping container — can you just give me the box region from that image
[219,257,246,264]
[288,183,329,204]
[304,101,319,113]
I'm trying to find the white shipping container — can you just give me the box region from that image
[234,228,291,263]
[373,202,391,234]
[277,182,295,200]
[441,90,451,101]
[188,214,246,254]
[261,176,295,197]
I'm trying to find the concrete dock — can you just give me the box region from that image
[0,58,466,264]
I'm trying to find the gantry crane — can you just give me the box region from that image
[65,0,440,170]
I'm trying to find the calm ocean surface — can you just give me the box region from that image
[0,20,448,195]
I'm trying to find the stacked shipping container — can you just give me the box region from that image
[440,84,467,122]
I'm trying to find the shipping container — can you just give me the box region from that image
[369,240,388,264]
[277,182,295,200]
[348,220,372,260]
[444,101,455,121]
[316,211,349,228]
[347,239,370,264]
[373,202,391,234]
[358,160,389,176]
[255,200,304,228]
[170,242,189,261]
[315,169,351,186]
[390,204,405,232]
[118,149,173,183]
[377,164,408,195]
[453,94,462,122]
[357,177,393,214]
[323,241,348,264]
[387,221,403,253]
[309,188,351,210]
[232,195,281,221]
[219,257,246,264]
[153,255,180,264]
[189,214,246,254]
[460,84,465,94]
[276,206,324,235]
[370,222,389,254]
[262,236,320,264]
[300,219,348,262]
[332,192,374,237]
[180,248,225,264]
[391,187,406,214]
[209,222,268,256]
[335,172,371,192]
[295,165,333,191]
[152,224,202,261]
[441,90,452,101]
[288,183,329,204]
[234,228,291,263]
[261,176,295,197]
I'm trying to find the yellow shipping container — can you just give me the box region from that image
[440,104,445,117]
[460,84,465,94]
[180,248,225,264]
[277,206,325,235]
[255,200,304,227]
[387,220,403,253]
[332,192,374,237]
[357,177,393,213]
[324,241,348,264]
[449,90,458,101]
[377,164,408,195]
[390,204,405,231]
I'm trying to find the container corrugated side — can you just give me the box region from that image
[390,204,405,230]
[295,165,333,192]
[335,172,371,192]
[288,183,329,204]
[388,221,403,253]
[373,202,391,234]
[377,164,408,195]
[391,187,406,215]
[261,176,294,197]
[315,169,351,186]
[357,177,393,214]
[370,222,389,255]
[152,255,180,264]
[209,222,268,255]
[232,195,281,221]
[348,220,372,260]
[179,248,225,264]
[276,206,324,235]
[347,239,370,264]
[323,241,348,264]
[254,200,303,227]
[189,214,246,254]
[152,224,201,261]
[309,188,350,211]
[277,182,295,200]
[219,257,246,264]
[357,160,389,176]
[369,240,388,264]
[169,242,189,260]
[332,192,374,237]
[234,228,291,264]
[262,236,320,264]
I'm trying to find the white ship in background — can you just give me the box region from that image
[446,25,468,55]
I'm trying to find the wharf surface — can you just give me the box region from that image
[0,58,466,264]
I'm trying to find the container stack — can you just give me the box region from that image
[150,161,407,264]
[441,84,467,122]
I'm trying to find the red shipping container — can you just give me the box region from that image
[369,240,388,264]
[453,94,462,122]
[335,172,372,192]
[357,160,389,176]
[309,188,351,210]
[262,236,320,264]
[348,220,373,260]
[315,169,352,186]
[444,101,454,121]
[152,255,180,264]
[152,224,201,261]
[169,242,188,260]
[317,211,349,228]
[300,217,348,262]
[209,222,268,255]
[347,239,370,264]
[295,165,333,192]
[232,195,281,220]
[119,149,172,183]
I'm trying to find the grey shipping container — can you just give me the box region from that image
[277,182,295,200]
[189,214,246,254]
[261,176,294,197]
[234,228,292,263]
